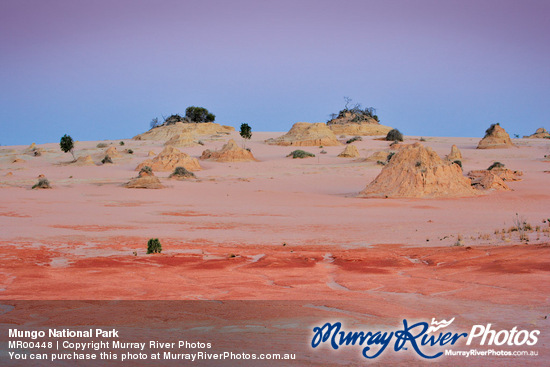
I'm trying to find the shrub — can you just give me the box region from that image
[147,238,162,254]
[140,166,153,175]
[240,123,252,140]
[60,134,75,160]
[119,141,125,146]
[488,162,505,170]
[385,129,403,142]
[185,106,215,123]
[170,166,196,179]
[96,143,108,148]
[452,160,463,169]
[32,177,51,189]
[287,150,315,159]
[163,114,185,125]
[127,149,134,154]
[346,136,362,144]
[327,97,378,124]
[102,155,113,164]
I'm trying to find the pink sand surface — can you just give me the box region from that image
[0,133,549,365]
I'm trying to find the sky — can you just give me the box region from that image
[1,0,549,145]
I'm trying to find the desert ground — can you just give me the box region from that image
[0,129,549,365]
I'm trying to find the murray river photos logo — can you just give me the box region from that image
[311,318,540,359]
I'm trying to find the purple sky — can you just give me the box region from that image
[1,0,549,145]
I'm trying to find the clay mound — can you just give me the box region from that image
[200,139,257,162]
[164,133,197,147]
[12,157,24,164]
[126,167,163,189]
[25,143,37,151]
[365,150,392,162]
[446,145,462,161]
[338,145,360,158]
[169,166,196,180]
[359,143,478,198]
[524,127,550,139]
[136,146,201,172]
[469,171,511,191]
[477,124,515,149]
[73,155,95,166]
[489,167,523,181]
[5,172,13,177]
[327,112,393,136]
[133,122,235,141]
[105,146,121,158]
[265,122,341,146]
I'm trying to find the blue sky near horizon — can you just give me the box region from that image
[1,0,549,145]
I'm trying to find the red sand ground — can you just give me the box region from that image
[0,133,549,365]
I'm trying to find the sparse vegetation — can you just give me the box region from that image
[327,97,378,124]
[346,136,362,144]
[147,238,162,254]
[513,213,531,242]
[150,117,161,129]
[150,106,216,129]
[170,166,196,179]
[60,134,75,160]
[140,166,153,175]
[287,150,315,159]
[385,129,403,142]
[32,177,51,189]
[96,143,108,148]
[488,162,505,170]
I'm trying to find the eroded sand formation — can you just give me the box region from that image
[72,155,95,166]
[164,133,198,147]
[477,124,515,149]
[200,139,257,162]
[359,143,478,198]
[265,122,341,146]
[524,127,550,139]
[446,144,462,161]
[337,144,360,158]
[126,167,164,189]
[136,146,201,172]
[133,122,234,141]
[326,112,393,136]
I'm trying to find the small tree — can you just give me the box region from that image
[240,123,252,148]
[60,134,75,160]
[185,106,215,123]
[147,238,162,254]
[150,117,160,129]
